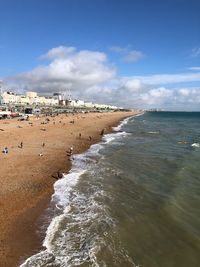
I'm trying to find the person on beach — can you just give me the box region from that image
[52,172,63,180]
[69,146,73,154]
[100,129,105,136]
[57,171,63,179]
[2,147,8,154]
[67,146,74,157]
[89,136,92,141]
[42,142,45,147]
[79,133,82,139]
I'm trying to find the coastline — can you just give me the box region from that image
[0,111,140,267]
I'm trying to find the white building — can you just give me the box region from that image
[26,91,37,98]
[19,95,30,104]
[1,92,18,104]
[0,91,59,106]
[84,102,94,108]
[45,97,59,106]
[68,100,85,108]
[0,90,118,109]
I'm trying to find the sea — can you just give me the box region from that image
[20,112,200,267]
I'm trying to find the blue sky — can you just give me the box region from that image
[1,0,200,110]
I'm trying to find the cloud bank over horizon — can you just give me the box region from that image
[2,45,200,110]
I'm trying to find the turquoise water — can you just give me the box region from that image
[21,112,200,267]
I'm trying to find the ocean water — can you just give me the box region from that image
[20,112,200,267]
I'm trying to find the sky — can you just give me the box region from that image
[0,0,200,110]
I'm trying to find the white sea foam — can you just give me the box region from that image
[43,213,67,252]
[19,251,58,267]
[103,131,129,144]
[191,143,200,148]
[148,131,159,134]
[113,116,130,131]
[52,170,86,208]
[113,113,144,132]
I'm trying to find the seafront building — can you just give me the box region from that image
[0,90,119,111]
[1,91,58,106]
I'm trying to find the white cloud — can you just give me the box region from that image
[178,88,190,96]
[129,72,200,85]
[110,46,145,62]
[191,47,200,58]
[40,46,76,60]
[123,50,145,62]
[109,46,126,53]
[122,79,143,92]
[3,45,200,110]
[188,67,200,71]
[81,81,200,110]
[113,84,200,110]
[7,46,116,95]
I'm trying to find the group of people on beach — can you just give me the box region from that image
[2,147,8,154]
[2,141,45,156]
[2,143,23,154]
[1,114,107,185]
[2,126,104,156]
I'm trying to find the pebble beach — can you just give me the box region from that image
[0,111,138,267]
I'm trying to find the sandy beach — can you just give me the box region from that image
[0,111,139,267]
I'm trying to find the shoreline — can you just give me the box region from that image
[0,111,141,267]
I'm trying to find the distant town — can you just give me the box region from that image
[0,88,128,118]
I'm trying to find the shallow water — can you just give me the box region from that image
[20,112,200,267]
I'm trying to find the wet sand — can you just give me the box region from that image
[0,111,139,267]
